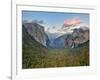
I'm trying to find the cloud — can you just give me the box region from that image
[63,18,82,27]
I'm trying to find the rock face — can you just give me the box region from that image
[23,23,49,47]
[53,27,89,48]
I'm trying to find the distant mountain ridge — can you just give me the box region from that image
[46,23,89,48]
[23,22,89,48]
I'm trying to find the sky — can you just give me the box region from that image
[22,11,89,28]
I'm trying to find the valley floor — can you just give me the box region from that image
[22,43,89,68]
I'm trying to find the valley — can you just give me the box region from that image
[22,22,89,68]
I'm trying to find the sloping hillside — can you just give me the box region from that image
[22,25,47,68]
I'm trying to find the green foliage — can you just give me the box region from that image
[22,41,89,68]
